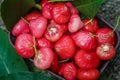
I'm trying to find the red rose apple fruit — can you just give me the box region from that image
[15,33,34,58]
[42,2,54,19]
[68,14,83,33]
[96,43,116,60]
[44,20,64,42]
[72,31,98,51]
[51,3,71,24]
[54,35,76,59]
[96,27,116,46]
[34,48,54,70]
[82,18,99,33]
[49,54,59,73]
[75,50,100,69]
[59,63,77,80]
[29,16,47,38]
[25,11,41,21]
[77,69,100,80]
[12,19,30,36]
[36,37,53,48]
[65,2,79,15]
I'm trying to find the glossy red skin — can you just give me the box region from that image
[58,63,66,76]
[59,63,77,80]
[62,24,68,33]
[77,69,100,80]
[34,48,54,70]
[96,43,116,60]
[62,63,77,80]
[49,54,59,73]
[54,35,76,59]
[96,27,116,46]
[44,21,64,42]
[75,50,100,69]
[68,14,83,33]
[50,20,68,33]
[65,2,79,15]
[12,19,30,36]
[36,37,53,48]
[15,33,34,58]
[25,11,41,21]
[42,2,54,19]
[82,19,99,33]
[29,16,47,38]
[40,0,48,7]
[51,3,71,24]
[72,31,98,51]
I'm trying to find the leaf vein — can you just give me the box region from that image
[0,55,10,74]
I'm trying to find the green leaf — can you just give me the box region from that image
[0,71,56,80]
[72,0,106,19]
[0,0,36,31]
[0,29,28,77]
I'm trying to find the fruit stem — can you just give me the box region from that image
[33,36,39,60]
[59,59,69,63]
[89,32,106,40]
[110,16,120,36]
[35,4,42,10]
[48,0,74,2]
[84,19,93,26]
[21,17,30,25]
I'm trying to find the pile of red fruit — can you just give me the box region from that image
[11,1,117,80]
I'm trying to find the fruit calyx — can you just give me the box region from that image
[48,26,58,36]
[102,44,110,52]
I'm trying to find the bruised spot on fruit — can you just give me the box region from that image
[48,26,58,36]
